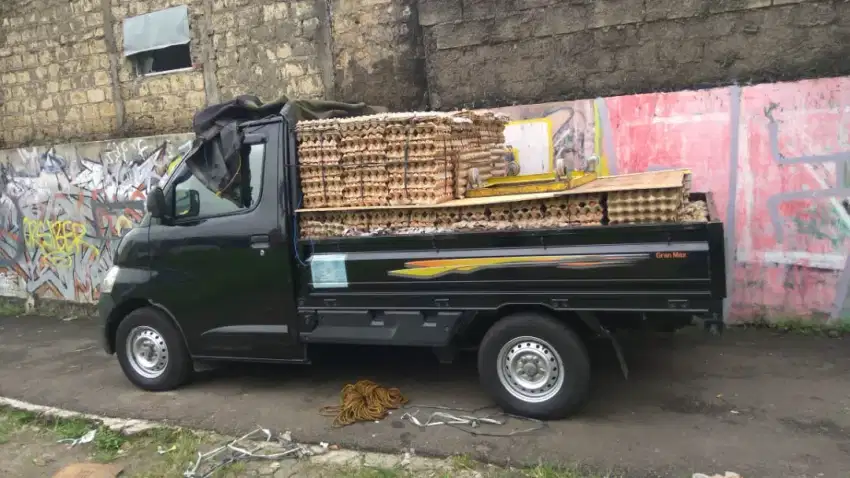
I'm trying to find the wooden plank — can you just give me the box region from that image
[569,169,690,194]
[295,169,689,213]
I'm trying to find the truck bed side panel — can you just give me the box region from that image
[298,222,724,314]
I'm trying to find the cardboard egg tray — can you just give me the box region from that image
[297,187,678,239]
[679,199,709,223]
[607,188,683,224]
[568,194,604,226]
[410,210,437,228]
[297,110,506,209]
[490,145,510,178]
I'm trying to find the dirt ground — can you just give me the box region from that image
[0,314,848,477]
[0,407,586,478]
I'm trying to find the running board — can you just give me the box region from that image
[299,310,462,347]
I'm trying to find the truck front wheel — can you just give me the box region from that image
[478,313,590,419]
[115,307,192,391]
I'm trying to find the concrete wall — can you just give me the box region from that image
[419,0,850,109]
[330,0,427,110]
[2,75,850,326]
[3,0,848,148]
[0,0,333,148]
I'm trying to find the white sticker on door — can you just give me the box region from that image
[310,254,349,288]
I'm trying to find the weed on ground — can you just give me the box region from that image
[0,406,609,478]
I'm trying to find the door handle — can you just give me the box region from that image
[250,234,270,249]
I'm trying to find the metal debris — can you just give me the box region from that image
[157,444,177,455]
[183,427,308,478]
[57,429,96,447]
[402,411,504,428]
[400,405,546,437]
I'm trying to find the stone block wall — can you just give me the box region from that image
[0,0,334,149]
[111,0,207,136]
[210,0,330,103]
[0,0,116,147]
[2,0,849,148]
[418,0,850,108]
[330,0,427,110]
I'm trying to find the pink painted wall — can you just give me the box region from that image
[491,76,850,324]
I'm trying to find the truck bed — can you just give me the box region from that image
[296,193,725,319]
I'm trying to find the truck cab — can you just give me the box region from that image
[99,113,726,420]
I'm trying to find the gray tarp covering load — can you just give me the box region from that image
[183,95,386,207]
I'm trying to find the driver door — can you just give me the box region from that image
[146,124,302,361]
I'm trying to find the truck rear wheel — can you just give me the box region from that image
[478,313,590,419]
[115,307,191,391]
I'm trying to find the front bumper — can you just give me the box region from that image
[98,293,118,354]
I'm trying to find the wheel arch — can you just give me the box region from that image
[460,304,603,348]
[106,299,190,355]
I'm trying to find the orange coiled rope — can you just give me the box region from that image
[320,380,409,427]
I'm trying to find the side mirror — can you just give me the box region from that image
[146,187,167,218]
[174,189,201,218]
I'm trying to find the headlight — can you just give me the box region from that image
[100,266,120,294]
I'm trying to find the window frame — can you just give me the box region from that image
[165,138,268,225]
[122,5,193,78]
[128,44,194,78]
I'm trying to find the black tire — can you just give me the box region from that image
[115,307,192,391]
[478,312,590,419]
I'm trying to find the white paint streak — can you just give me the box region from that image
[0,396,160,435]
[649,113,728,125]
[757,251,846,270]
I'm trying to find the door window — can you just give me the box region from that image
[171,143,265,220]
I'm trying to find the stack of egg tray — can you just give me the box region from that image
[568,194,604,226]
[296,110,510,209]
[490,145,511,178]
[451,110,510,197]
[384,113,455,206]
[297,195,607,240]
[338,116,389,206]
[607,188,682,224]
[295,119,344,208]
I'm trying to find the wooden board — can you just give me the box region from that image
[569,168,690,194]
[295,169,690,213]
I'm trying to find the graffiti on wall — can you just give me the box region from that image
[490,77,850,324]
[0,134,193,301]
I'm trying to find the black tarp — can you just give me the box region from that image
[182,95,386,206]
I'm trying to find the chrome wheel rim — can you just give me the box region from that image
[496,336,565,403]
[126,326,169,379]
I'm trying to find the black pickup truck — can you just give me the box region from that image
[98,112,726,419]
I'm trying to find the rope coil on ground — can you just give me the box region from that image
[320,380,409,427]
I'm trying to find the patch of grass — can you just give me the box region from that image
[50,416,92,441]
[520,464,600,478]
[742,317,850,336]
[0,406,132,463]
[0,408,37,443]
[451,454,477,471]
[336,466,410,478]
[92,427,128,462]
[0,299,26,316]
[496,463,611,478]
[132,428,208,478]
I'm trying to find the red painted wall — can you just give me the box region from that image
[493,77,850,324]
